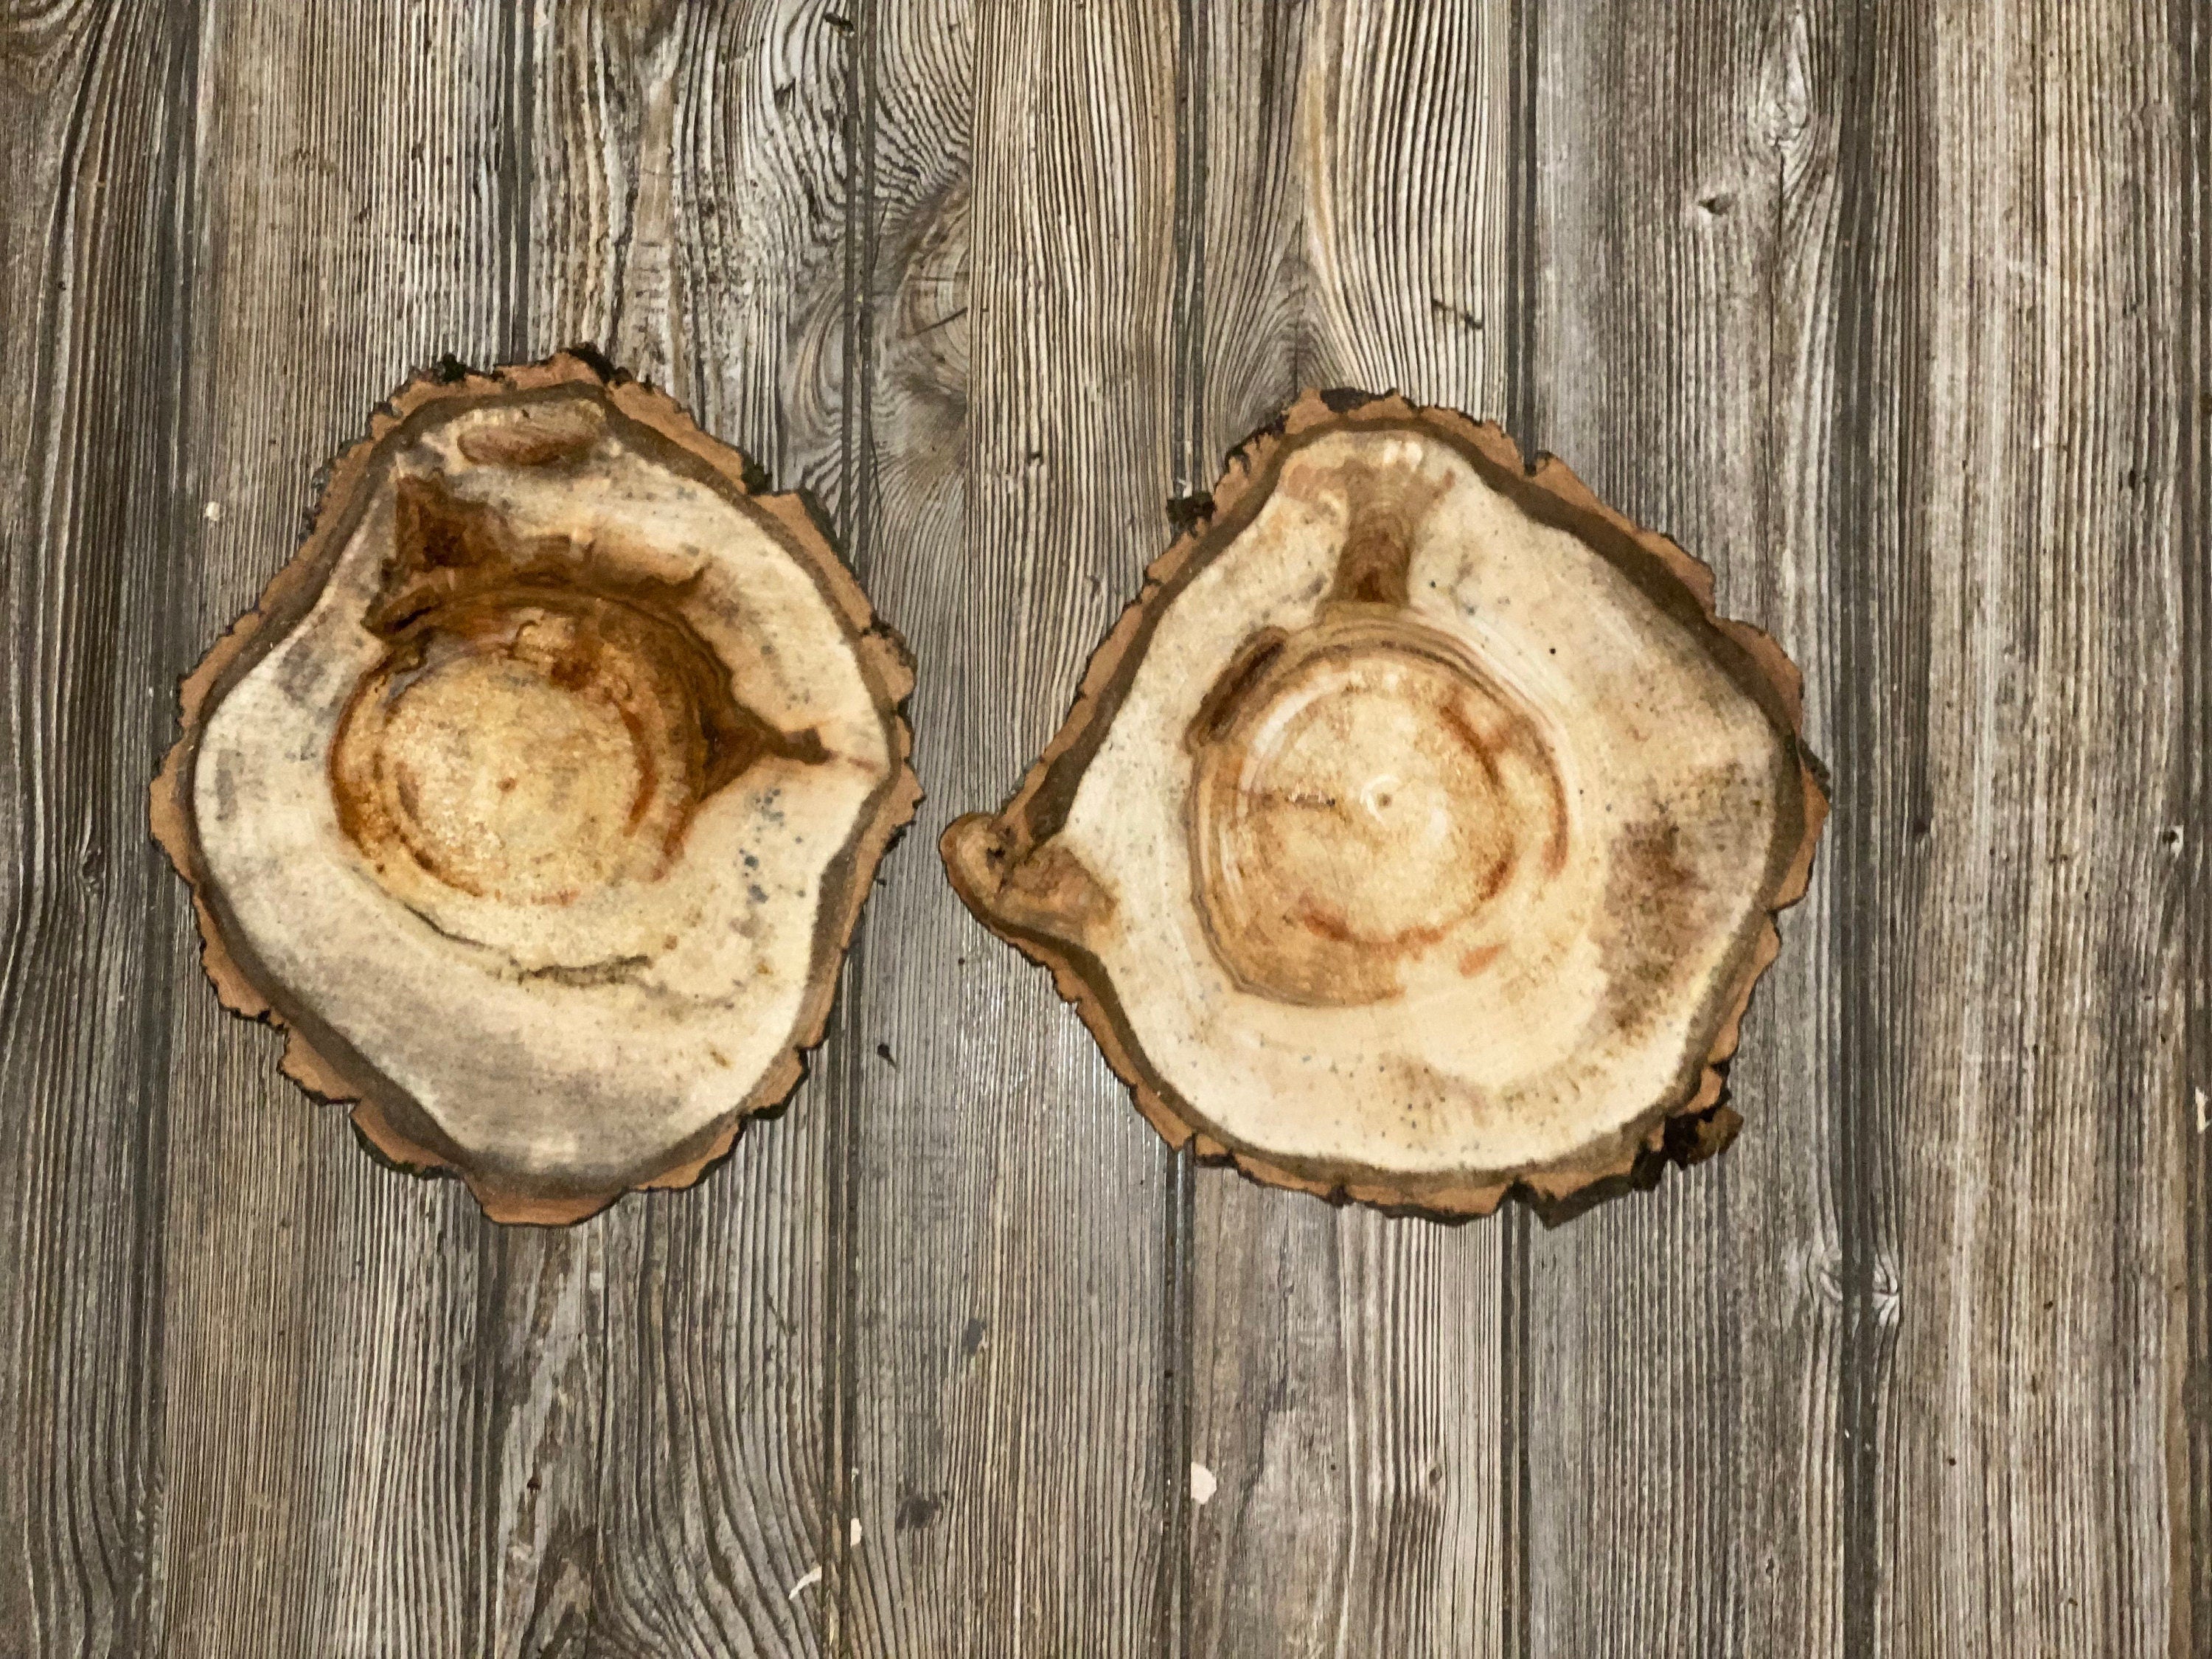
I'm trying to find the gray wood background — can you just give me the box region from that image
[1,0,2205,1652]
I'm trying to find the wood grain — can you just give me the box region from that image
[1523,0,1846,1649]
[156,1,848,1654]
[152,9,512,1651]
[0,0,2204,1652]
[831,0,1187,1650]
[1184,3,1517,1654]
[818,1,979,1646]
[519,5,849,1652]
[0,1,201,1652]
[2181,2,2211,1650]
[1839,0,2197,1647]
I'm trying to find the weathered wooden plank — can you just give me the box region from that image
[833,0,1185,1649]
[0,10,77,1642]
[530,0,852,505]
[1522,0,1846,1650]
[1185,3,1517,1652]
[818,1,976,1643]
[7,2,2205,1653]
[0,1,202,1651]
[153,6,518,1654]
[2182,0,2211,1645]
[513,4,849,1653]
[153,4,852,1655]
[1835,0,2195,1648]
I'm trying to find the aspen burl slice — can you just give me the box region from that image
[153,354,918,1223]
[943,391,1825,1219]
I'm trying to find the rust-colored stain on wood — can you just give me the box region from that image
[1,0,2203,1653]
[152,356,917,1225]
[945,392,1824,1219]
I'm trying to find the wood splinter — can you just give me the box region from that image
[945,390,1826,1220]
[153,353,919,1223]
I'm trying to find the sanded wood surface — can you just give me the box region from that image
[0,0,2202,1654]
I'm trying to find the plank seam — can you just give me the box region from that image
[472,6,544,1643]
[133,4,206,1649]
[501,0,536,362]
[1505,0,1540,459]
[1503,0,1539,1647]
[1829,0,1927,1641]
[829,0,883,1651]
[2175,0,2211,1648]
[1161,0,1208,1651]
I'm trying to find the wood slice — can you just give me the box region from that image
[153,352,919,1223]
[944,389,1825,1219]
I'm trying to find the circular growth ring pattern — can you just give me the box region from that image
[944,391,1825,1220]
[154,355,918,1223]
